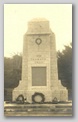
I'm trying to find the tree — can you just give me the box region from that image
[4,54,22,88]
[57,43,72,89]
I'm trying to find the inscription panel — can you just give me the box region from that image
[28,52,50,64]
[32,67,46,86]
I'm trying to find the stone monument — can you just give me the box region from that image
[13,18,68,103]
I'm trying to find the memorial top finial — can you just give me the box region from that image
[27,18,50,34]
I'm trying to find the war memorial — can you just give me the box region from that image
[4,18,72,116]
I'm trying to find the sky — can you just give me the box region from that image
[4,4,72,57]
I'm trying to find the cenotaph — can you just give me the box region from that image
[13,18,68,103]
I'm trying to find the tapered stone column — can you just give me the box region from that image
[13,18,68,103]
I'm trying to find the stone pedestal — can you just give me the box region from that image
[13,18,68,103]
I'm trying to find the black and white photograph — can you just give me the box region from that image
[4,4,72,116]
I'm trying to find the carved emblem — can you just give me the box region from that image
[35,38,42,45]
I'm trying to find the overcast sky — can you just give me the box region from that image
[4,4,72,57]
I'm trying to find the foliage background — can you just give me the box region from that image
[4,43,72,101]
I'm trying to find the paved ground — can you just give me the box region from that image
[4,102,72,116]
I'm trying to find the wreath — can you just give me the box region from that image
[32,92,45,103]
[52,97,58,104]
[16,94,24,104]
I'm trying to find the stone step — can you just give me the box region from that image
[4,103,72,116]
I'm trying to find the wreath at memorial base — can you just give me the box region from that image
[16,94,24,104]
[32,92,45,103]
[52,97,58,104]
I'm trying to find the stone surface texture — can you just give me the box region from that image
[13,18,68,103]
